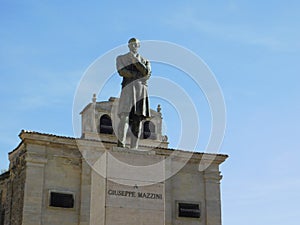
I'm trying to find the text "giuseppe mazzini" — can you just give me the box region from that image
[107,189,163,200]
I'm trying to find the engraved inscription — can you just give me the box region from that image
[107,189,163,200]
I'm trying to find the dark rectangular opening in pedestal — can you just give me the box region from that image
[178,203,200,218]
[49,192,74,208]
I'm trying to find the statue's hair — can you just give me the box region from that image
[128,38,140,44]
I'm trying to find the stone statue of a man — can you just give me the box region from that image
[116,38,151,149]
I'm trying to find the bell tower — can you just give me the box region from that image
[80,95,169,148]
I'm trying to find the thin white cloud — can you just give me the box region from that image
[14,70,81,111]
[164,7,297,52]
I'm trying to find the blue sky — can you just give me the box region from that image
[1,0,300,224]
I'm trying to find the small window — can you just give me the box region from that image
[49,192,74,208]
[143,121,156,139]
[178,203,200,218]
[100,115,113,134]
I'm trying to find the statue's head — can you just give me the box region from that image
[128,38,140,54]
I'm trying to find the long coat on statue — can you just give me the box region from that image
[116,52,151,119]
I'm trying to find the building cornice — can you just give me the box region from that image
[8,130,228,165]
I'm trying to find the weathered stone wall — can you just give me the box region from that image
[0,171,9,225]
[2,145,27,225]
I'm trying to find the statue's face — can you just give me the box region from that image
[129,41,140,54]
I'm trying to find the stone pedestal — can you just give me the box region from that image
[90,147,166,225]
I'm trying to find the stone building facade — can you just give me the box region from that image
[0,97,228,225]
